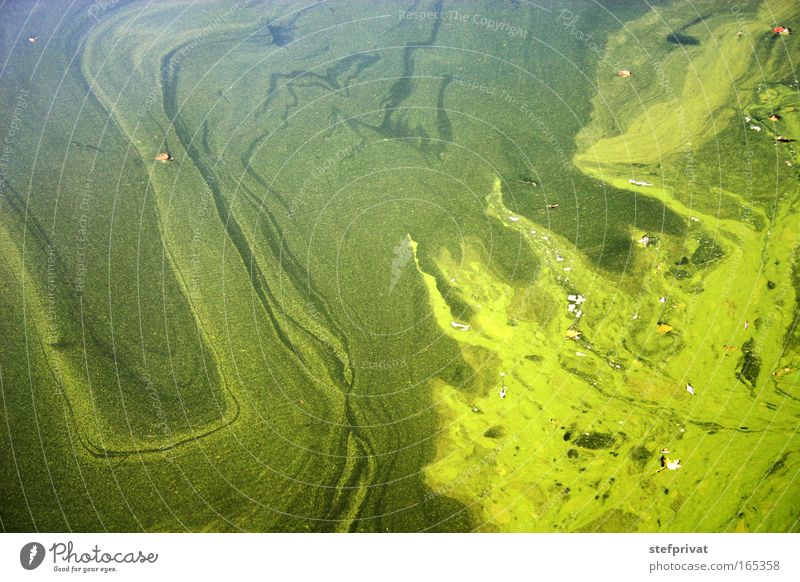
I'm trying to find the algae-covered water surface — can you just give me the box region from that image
[1,0,798,532]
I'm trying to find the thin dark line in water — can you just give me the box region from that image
[70,140,105,153]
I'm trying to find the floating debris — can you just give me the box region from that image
[656,322,673,334]
[547,204,560,209]
[628,179,653,187]
[529,229,537,235]
[471,405,480,413]
[660,455,682,471]
[576,351,588,357]
[154,151,173,162]
[638,234,651,247]
[750,124,762,132]
[689,216,700,222]
[744,115,752,123]
[565,328,581,340]
[617,69,632,77]
[773,367,796,378]
[563,267,572,272]
[567,294,586,311]
[773,26,792,36]
[775,135,796,143]
[744,320,749,330]
[28,36,38,43]
[508,216,520,222]
[450,321,471,331]
[556,256,565,262]
[686,383,695,395]
[499,386,507,399]
[768,114,781,121]
[658,296,666,304]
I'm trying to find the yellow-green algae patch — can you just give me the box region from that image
[576,0,800,169]
[420,168,799,531]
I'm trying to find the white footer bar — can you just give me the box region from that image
[1,533,798,581]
